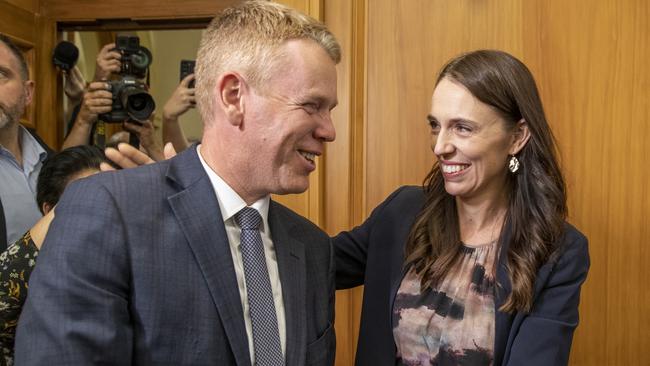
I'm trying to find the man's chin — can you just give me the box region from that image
[275,180,310,196]
[0,109,19,130]
[0,116,9,129]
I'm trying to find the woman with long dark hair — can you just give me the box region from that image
[335,50,589,365]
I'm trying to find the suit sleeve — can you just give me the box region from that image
[332,187,407,290]
[505,232,590,366]
[14,179,133,365]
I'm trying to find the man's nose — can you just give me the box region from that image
[315,112,336,142]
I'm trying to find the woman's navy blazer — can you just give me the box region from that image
[334,186,590,366]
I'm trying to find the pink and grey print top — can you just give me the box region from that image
[393,241,498,366]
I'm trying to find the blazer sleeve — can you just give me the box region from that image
[14,179,133,365]
[332,187,409,290]
[505,230,590,366]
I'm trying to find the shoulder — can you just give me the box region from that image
[370,185,424,220]
[387,185,424,203]
[535,222,590,293]
[57,160,174,213]
[75,159,171,192]
[553,223,589,264]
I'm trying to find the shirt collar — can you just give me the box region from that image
[196,144,270,231]
[0,126,47,167]
[20,126,48,166]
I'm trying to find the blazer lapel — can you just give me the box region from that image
[166,147,251,366]
[494,221,515,366]
[268,201,306,366]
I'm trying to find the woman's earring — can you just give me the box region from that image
[508,155,520,173]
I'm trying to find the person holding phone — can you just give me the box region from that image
[162,61,196,152]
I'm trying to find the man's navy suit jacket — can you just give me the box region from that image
[15,145,335,365]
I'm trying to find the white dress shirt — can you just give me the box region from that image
[197,145,286,363]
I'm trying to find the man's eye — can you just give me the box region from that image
[302,103,319,113]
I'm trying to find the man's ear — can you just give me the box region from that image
[24,80,35,106]
[509,119,531,155]
[216,73,245,126]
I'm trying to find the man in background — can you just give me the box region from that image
[15,1,340,365]
[0,34,50,250]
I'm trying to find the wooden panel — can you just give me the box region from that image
[322,0,366,364]
[4,0,39,14]
[0,1,37,44]
[521,1,650,365]
[41,0,240,20]
[34,15,60,148]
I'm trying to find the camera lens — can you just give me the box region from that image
[131,47,152,70]
[120,87,155,121]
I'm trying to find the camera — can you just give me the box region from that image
[99,35,155,123]
[115,35,152,79]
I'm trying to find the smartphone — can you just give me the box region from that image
[180,60,196,88]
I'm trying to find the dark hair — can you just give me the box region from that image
[36,145,106,213]
[404,50,567,313]
[0,34,29,80]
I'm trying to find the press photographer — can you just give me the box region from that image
[99,35,155,127]
[62,36,160,159]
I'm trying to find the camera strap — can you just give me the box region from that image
[94,121,106,149]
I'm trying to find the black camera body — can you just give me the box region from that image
[101,76,155,123]
[99,35,155,123]
[115,35,152,79]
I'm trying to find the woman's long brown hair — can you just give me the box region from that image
[404,50,567,313]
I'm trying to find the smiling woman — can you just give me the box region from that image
[427,77,530,203]
[334,49,590,366]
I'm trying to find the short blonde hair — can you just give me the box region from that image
[195,0,341,125]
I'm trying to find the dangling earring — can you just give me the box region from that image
[508,155,520,173]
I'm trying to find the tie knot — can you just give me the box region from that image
[234,207,262,230]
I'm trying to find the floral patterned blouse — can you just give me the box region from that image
[393,241,498,366]
[0,231,39,366]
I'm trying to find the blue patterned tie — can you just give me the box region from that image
[234,207,284,366]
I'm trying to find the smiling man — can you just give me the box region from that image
[15,2,340,365]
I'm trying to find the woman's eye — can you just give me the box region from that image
[427,118,440,133]
[455,125,472,134]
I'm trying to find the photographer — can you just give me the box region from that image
[61,81,113,149]
[162,73,194,153]
[62,43,121,147]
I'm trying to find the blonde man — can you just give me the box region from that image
[15,2,340,365]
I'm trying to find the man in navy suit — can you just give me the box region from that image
[15,1,340,365]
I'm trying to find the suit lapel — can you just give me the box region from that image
[166,147,251,366]
[268,202,306,366]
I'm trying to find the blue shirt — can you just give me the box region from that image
[0,126,47,244]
